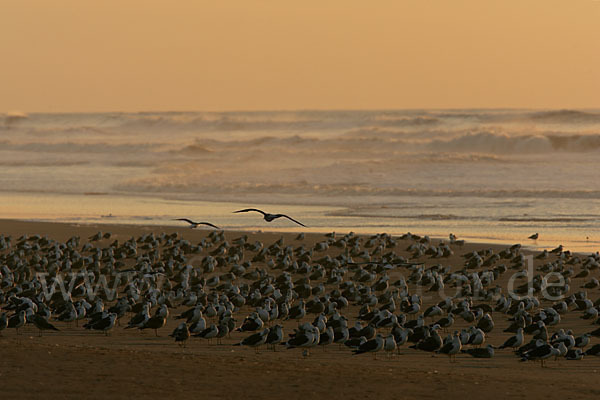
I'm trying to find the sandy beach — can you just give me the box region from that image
[1,219,599,399]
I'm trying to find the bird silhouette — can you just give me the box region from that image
[528,233,539,240]
[174,218,220,229]
[233,209,306,227]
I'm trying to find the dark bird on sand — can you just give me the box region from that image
[7,311,26,335]
[84,313,117,336]
[234,329,269,352]
[233,208,306,227]
[32,314,60,336]
[462,345,494,358]
[140,315,167,337]
[170,322,190,347]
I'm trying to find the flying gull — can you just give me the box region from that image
[233,208,306,227]
[174,218,220,229]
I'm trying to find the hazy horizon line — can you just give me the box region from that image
[4,107,600,115]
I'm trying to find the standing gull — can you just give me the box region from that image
[32,315,60,337]
[140,315,167,337]
[7,311,27,335]
[234,329,269,353]
[438,331,462,362]
[233,208,306,227]
[0,312,8,335]
[498,328,524,350]
[353,333,384,359]
[520,343,560,367]
[170,322,190,347]
[265,324,284,350]
[84,313,117,336]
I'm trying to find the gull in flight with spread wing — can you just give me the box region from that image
[233,208,306,227]
[174,218,220,229]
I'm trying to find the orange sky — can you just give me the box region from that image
[1,0,599,112]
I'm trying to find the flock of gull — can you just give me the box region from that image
[1,208,600,368]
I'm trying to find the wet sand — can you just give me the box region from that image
[1,219,599,400]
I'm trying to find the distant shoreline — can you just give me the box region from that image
[0,218,596,256]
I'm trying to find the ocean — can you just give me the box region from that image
[1,109,599,252]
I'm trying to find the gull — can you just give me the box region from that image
[194,324,219,344]
[234,329,269,353]
[176,306,203,324]
[565,349,584,360]
[584,344,600,356]
[333,326,350,347]
[498,327,524,350]
[462,344,495,358]
[575,333,591,348]
[7,311,27,335]
[32,315,60,337]
[283,325,320,356]
[57,303,77,326]
[124,303,150,329]
[423,305,443,319]
[189,317,207,334]
[140,315,167,337]
[174,218,220,229]
[319,326,335,350]
[170,322,190,347]
[438,331,462,362]
[410,325,443,352]
[0,312,7,335]
[520,343,560,367]
[353,333,384,359]
[285,299,306,321]
[215,323,229,344]
[467,327,486,347]
[435,313,454,331]
[233,208,306,227]
[84,313,117,336]
[265,324,284,350]
[236,313,264,332]
[383,334,397,357]
[476,313,495,333]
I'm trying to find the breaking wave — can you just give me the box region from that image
[527,109,600,124]
[427,132,600,154]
